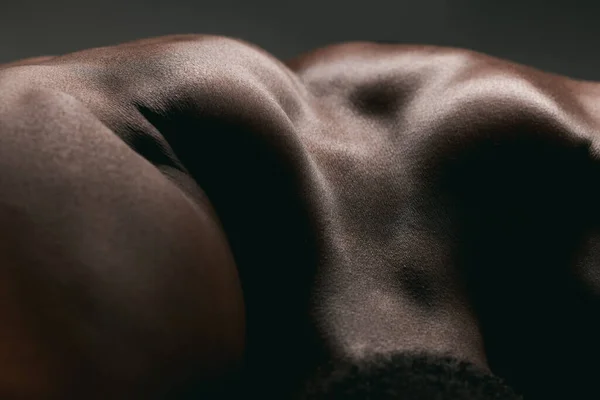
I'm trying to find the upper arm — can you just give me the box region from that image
[0,86,246,398]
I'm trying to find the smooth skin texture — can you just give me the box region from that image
[0,35,600,398]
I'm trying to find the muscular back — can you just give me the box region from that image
[0,35,599,399]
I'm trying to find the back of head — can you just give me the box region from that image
[296,352,522,400]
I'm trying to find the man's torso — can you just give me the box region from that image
[1,35,600,398]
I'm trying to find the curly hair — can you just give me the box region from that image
[296,352,522,400]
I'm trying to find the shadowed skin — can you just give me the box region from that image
[1,35,600,399]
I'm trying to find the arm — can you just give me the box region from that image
[0,86,246,399]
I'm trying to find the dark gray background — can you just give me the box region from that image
[1,0,597,80]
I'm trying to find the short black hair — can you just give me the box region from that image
[296,352,522,399]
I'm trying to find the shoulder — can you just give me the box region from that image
[0,35,306,126]
[289,41,600,152]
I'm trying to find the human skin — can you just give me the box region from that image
[0,35,599,399]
